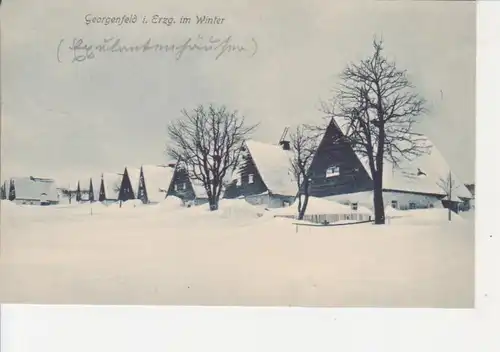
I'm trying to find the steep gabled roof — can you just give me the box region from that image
[74,177,92,200]
[142,164,175,203]
[243,139,298,197]
[89,175,102,201]
[191,181,208,199]
[101,172,122,200]
[327,118,473,199]
[125,167,141,196]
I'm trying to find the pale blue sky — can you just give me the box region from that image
[1,0,476,185]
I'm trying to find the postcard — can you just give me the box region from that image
[0,0,476,307]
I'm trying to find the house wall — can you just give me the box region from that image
[102,199,118,206]
[327,190,444,211]
[268,194,296,208]
[245,193,270,206]
[308,121,373,198]
[14,199,41,206]
[242,193,295,209]
[13,199,60,206]
[183,198,209,207]
[383,191,444,210]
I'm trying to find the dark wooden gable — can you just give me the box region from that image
[167,165,199,201]
[8,179,16,201]
[308,120,373,198]
[136,166,149,204]
[98,176,106,201]
[118,167,135,202]
[88,178,95,202]
[223,142,269,199]
[76,181,82,202]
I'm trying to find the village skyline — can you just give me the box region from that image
[1,0,476,185]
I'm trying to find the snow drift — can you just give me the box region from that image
[0,197,474,308]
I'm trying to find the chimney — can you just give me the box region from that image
[279,140,291,151]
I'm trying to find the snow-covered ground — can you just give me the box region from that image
[0,199,474,307]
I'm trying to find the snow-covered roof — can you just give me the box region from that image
[75,177,92,201]
[125,167,141,196]
[190,181,208,199]
[89,175,101,200]
[10,177,59,202]
[142,164,175,203]
[102,172,122,200]
[330,118,473,199]
[243,139,298,196]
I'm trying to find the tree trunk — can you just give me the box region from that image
[373,173,385,225]
[297,194,302,219]
[298,178,310,220]
[298,194,310,220]
[209,196,219,211]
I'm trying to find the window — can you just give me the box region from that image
[409,202,416,210]
[236,177,241,186]
[248,174,254,184]
[182,183,186,190]
[391,200,398,209]
[351,202,358,211]
[326,165,340,178]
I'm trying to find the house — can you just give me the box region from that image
[167,162,209,207]
[307,118,473,213]
[1,181,7,199]
[116,165,176,204]
[87,175,102,202]
[6,176,59,205]
[223,139,298,208]
[117,167,138,203]
[73,179,93,202]
[464,183,475,210]
[98,172,122,203]
[136,164,175,204]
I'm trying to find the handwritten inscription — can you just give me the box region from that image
[84,14,226,26]
[57,36,258,63]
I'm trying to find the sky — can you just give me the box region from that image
[1,0,476,186]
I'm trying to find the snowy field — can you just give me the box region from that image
[0,199,474,307]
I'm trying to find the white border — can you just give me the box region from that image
[1,1,500,351]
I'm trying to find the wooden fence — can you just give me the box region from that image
[274,213,372,225]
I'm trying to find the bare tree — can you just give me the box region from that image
[113,181,121,196]
[113,180,123,207]
[437,171,460,222]
[289,125,321,220]
[166,104,258,211]
[323,38,430,224]
[59,188,76,204]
